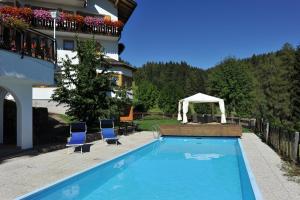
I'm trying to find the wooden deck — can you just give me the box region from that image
[160,124,242,137]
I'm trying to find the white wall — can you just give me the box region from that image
[0,78,33,149]
[56,38,119,64]
[26,0,118,20]
[33,87,55,99]
[32,88,68,114]
[101,40,119,61]
[57,50,79,65]
[0,50,54,85]
[33,100,68,114]
[0,49,55,149]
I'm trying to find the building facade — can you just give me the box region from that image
[1,0,136,113]
[0,0,136,148]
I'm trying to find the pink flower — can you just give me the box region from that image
[33,9,51,20]
[84,16,103,26]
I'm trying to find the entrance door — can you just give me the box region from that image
[3,99,17,145]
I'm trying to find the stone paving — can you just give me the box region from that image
[0,131,299,200]
[0,131,154,199]
[241,133,300,200]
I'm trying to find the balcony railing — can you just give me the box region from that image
[0,6,123,37]
[32,18,121,37]
[0,22,56,63]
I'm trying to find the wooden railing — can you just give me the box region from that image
[0,22,56,63]
[31,19,121,37]
[255,119,300,164]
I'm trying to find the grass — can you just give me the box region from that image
[242,127,252,133]
[57,114,75,124]
[148,106,163,113]
[135,118,179,131]
[281,162,300,184]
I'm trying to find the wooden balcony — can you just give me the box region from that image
[0,22,55,85]
[0,22,56,64]
[31,18,121,37]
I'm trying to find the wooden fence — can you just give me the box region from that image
[255,119,300,164]
[134,112,177,119]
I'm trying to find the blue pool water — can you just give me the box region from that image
[19,137,257,200]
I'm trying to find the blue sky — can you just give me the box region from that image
[120,0,300,69]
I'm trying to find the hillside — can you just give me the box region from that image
[134,43,300,128]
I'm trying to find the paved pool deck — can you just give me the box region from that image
[0,131,155,199]
[241,133,300,200]
[0,132,299,199]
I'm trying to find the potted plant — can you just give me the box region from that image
[2,16,29,30]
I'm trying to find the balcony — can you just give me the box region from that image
[0,22,55,85]
[0,6,123,37]
[32,18,121,37]
[0,22,56,64]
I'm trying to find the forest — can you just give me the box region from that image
[133,43,300,129]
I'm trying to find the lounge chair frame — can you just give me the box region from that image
[99,119,119,145]
[66,122,87,154]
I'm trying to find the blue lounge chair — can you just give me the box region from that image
[99,119,119,145]
[66,122,87,153]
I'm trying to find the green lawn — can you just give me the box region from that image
[57,114,75,124]
[135,118,180,131]
[242,127,253,133]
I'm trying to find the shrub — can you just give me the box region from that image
[2,16,29,30]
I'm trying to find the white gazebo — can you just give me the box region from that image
[177,93,226,124]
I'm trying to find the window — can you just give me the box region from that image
[63,40,75,50]
[111,75,119,86]
[122,75,132,87]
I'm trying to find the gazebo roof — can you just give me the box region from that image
[180,93,223,103]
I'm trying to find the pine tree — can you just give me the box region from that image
[52,38,128,124]
[256,44,295,125]
[292,45,300,129]
[157,83,184,114]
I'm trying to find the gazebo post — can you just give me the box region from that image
[210,103,214,122]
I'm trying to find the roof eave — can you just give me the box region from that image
[109,0,137,24]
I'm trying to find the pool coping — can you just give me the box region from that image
[16,138,158,200]
[238,138,264,200]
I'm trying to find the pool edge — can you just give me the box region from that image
[15,138,158,200]
[238,138,264,200]
[16,137,264,200]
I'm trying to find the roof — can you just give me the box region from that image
[180,93,223,103]
[108,0,137,24]
[104,58,137,71]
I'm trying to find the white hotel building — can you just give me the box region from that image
[0,0,136,149]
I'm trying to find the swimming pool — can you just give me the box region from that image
[18,137,262,200]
